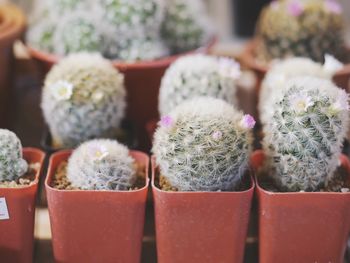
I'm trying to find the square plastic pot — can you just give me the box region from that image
[251,150,350,263]
[45,150,149,263]
[151,157,255,263]
[0,148,45,263]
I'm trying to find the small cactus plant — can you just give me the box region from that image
[262,76,349,191]
[27,0,212,61]
[158,54,241,116]
[259,55,343,125]
[67,139,136,190]
[41,53,126,148]
[256,0,347,63]
[161,0,212,53]
[0,129,28,182]
[153,97,255,191]
[54,12,103,55]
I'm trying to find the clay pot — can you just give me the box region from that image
[26,39,215,151]
[0,4,25,126]
[151,157,254,263]
[240,40,350,92]
[45,150,149,263]
[251,150,350,263]
[0,148,45,263]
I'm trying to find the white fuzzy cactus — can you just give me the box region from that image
[41,53,126,148]
[158,54,241,116]
[262,76,349,191]
[0,129,28,182]
[153,97,255,191]
[161,0,212,53]
[259,55,343,125]
[67,139,136,190]
[53,12,103,55]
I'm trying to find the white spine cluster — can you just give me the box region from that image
[41,53,126,148]
[263,76,349,191]
[153,97,254,191]
[259,56,343,125]
[67,139,136,190]
[0,129,28,182]
[158,54,241,116]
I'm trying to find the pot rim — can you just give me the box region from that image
[25,36,217,69]
[0,4,26,43]
[0,147,45,191]
[240,39,350,77]
[45,149,150,194]
[151,155,255,195]
[252,149,350,196]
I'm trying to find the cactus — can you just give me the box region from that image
[256,0,346,63]
[53,12,103,55]
[262,76,349,191]
[161,0,212,53]
[0,129,28,182]
[158,54,240,116]
[153,97,254,191]
[41,53,126,148]
[67,139,136,190]
[259,55,343,125]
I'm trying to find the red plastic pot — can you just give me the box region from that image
[0,148,45,263]
[240,40,350,92]
[151,157,254,263]
[251,150,350,263]
[26,39,216,151]
[0,4,25,126]
[45,150,149,263]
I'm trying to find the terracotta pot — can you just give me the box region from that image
[0,148,45,263]
[151,157,254,263]
[26,39,216,151]
[0,4,25,126]
[251,150,350,263]
[45,150,149,263]
[240,40,350,92]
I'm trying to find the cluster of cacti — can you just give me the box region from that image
[153,97,254,191]
[27,0,212,61]
[262,76,349,192]
[0,129,28,182]
[158,54,241,116]
[67,139,136,190]
[259,55,343,125]
[161,0,212,53]
[41,53,126,148]
[256,0,347,63]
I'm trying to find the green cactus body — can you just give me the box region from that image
[158,54,240,116]
[0,129,28,182]
[54,12,103,55]
[262,76,349,191]
[41,53,126,148]
[153,97,254,191]
[256,0,347,63]
[161,0,212,53]
[67,139,136,190]
[259,56,343,125]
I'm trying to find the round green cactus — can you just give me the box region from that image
[161,0,212,53]
[262,76,349,191]
[54,12,103,55]
[153,97,254,191]
[256,0,347,63]
[0,129,28,182]
[41,53,126,148]
[67,139,136,190]
[158,54,240,116]
[259,55,343,125]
